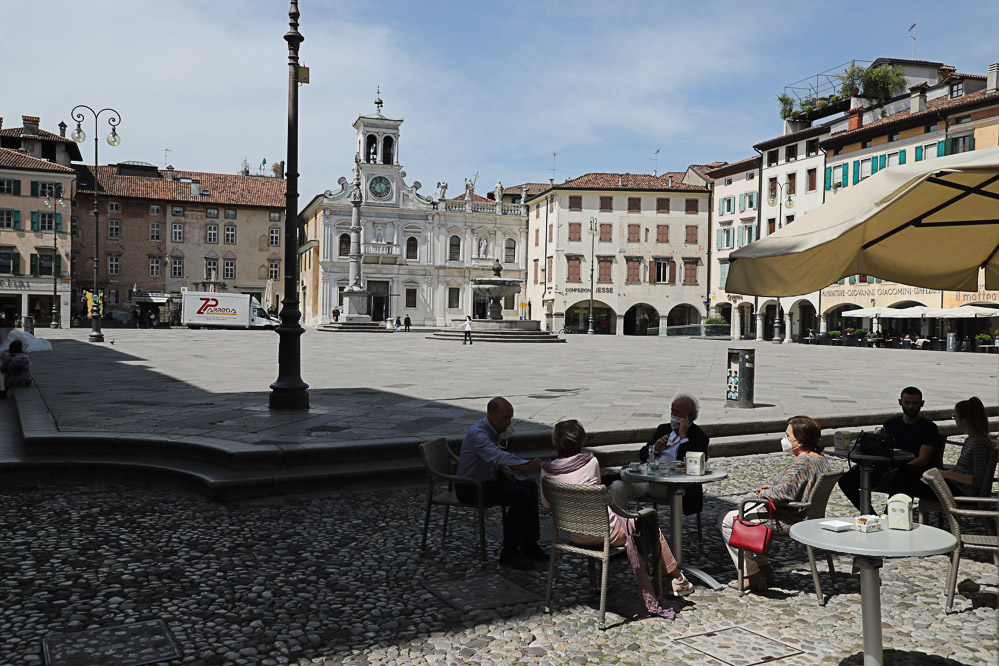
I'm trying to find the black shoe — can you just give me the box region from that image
[499,549,533,570]
[521,544,549,562]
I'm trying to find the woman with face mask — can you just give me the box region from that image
[717,415,830,592]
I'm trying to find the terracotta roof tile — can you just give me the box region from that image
[706,155,761,178]
[0,148,75,173]
[558,172,707,192]
[73,165,285,208]
[821,88,999,146]
[0,127,76,144]
[506,182,549,197]
[446,191,492,202]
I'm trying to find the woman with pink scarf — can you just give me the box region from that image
[540,420,693,618]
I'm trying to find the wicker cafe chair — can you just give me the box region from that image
[418,438,500,562]
[542,477,662,631]
[918,442,998,529]
[921,468,999,612]
[736,471,844,606]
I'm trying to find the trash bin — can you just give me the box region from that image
[726,348,755,408]
[23,315,34,335]
[946,332,958,352]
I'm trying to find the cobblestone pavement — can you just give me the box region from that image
[2,447,996,666]
[28,329,998,443]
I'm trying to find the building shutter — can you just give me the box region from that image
[871,157,878,175]
[30,211,39,231]
[937,139,947,157]
[739,193,746,212]
[30,254,39,276]
[879,154,886,170]
[841,164,848,187]
[668,260,676,284]
[849,275,856,284]
[969,135,976,151]
[30,181,39,197]
[718,198,723,216]
[12,252,19,274]
[12,211,20,230]
[853,160,861,183]
[915,145,923,161]
[824,167,832,190]
[737,226,745,247]
[898,149,906,165]
[55,213,62,232]
[12,180,20,195]
[55,184,63,198]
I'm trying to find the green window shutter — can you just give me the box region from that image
[849,275,857,284]
[30,254,39,276]
[55,255,61,275]
[718,198,723,216]
[739,193,745,212]
[824,167,832,190]
[914,145,923,161]
[853,160,861,184]
[841,164,848,187]
[716,229,723,250]
[55,184,63,198]
[968,135,975,151]
[12,253,19,274]
[30,181,39,197]
[30,211,39,231]
[937,139,947,157]
[737,226,745,247]
[12,180,20,195]
[879,154,886,170]
[12,211,19,230]
[871,157,879,175]
[899,149,906,165]
[837,278,845,285]
[55,213,62,232]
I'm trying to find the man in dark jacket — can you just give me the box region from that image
[610,393,710,516]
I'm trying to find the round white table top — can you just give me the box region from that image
[790,518,957,558]
[622,466,728,485]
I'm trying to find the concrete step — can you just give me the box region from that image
[426,331,565,343]
[318,322,393,333]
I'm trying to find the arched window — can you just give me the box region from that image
[448,235,461,261]
[365,135,378,163]
[406,236,418,260]
[382,136,394,165]
[504,238,516,263]
[339,233,350,256]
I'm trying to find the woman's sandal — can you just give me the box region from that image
[671,574,695,597]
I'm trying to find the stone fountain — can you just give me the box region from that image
[472,259,523,320]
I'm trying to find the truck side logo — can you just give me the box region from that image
[197,298,219,315]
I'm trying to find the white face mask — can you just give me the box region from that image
[499,426,514,440]
[780,436,794,452]
[670,417,681,431]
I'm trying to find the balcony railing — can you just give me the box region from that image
[362,242,400,256]
[443,200,526,216]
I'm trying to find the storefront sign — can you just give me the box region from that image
[821,285,938,298]
[563,287,614,294]
[0,279,30,291]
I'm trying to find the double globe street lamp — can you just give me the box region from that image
[44,189,66,327]
[767,181,794,344]
[70,105,121,343]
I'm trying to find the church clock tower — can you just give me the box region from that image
[353,90,403,206]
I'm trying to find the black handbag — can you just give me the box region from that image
[853,431,895,458]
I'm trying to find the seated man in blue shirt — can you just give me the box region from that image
[456,397,544,570]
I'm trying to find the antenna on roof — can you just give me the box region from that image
[549,151,557,183]
[650,149,660,176]
[162,148,172,168]
[908,23,917,59]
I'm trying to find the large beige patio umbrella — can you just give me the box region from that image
[726,146,999,296]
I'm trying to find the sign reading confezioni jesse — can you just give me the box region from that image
[0,279,31,291]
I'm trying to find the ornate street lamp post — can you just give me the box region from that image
[71,105,121,343]
[44,190,66,328]
[269,0,309,410]
[587,217,597,335]
[767,180,793,344]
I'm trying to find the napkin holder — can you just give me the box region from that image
[855,515,882,533]
[886,493,914,530]
[685,451,705,476]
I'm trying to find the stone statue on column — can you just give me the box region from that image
[464,178,474,201]
[494,180,503,202]
[437,181,448,200]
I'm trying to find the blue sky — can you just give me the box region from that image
[2,1,997,203]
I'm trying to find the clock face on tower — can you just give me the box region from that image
[368,175,392,200]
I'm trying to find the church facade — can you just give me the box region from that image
[298,101,528,327]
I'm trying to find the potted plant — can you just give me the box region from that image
[975,333,993,352]
[828,330,843,346]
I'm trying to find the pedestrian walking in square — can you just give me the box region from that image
[404,314,411,332]
[460,315,473,344]
[394,315,402,332]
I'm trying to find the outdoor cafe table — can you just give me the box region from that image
[790,519,956,666]
[620,466,728,590]
[825,448,915,515]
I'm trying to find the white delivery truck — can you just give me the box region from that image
[181,291,280,330]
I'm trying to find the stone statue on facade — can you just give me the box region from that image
[494,180,503,203]
[464,178,475,201]
[350,155,362,203]
[437,181,448,200]
[521,184,528,202]
[478,237,488,258]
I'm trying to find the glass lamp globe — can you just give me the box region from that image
[106,130,121,147]
[71,125,86,143]
[44,195,52,208]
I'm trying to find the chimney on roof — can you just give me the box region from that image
[667,174,673,188]
[910,83,928,114]
[21,115,39,137]
[937,65,956,84]
[988,63,999,94]
[58,121,67,137]
[166,165,174,181]
[848,106,864,131]
[618,174,623,187]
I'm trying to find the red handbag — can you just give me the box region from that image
[729,500,775,555]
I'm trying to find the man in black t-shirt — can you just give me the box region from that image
[838,386,941,512]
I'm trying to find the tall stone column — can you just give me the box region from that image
[784,311,793,343]
[756,311,765,341]
[819,312,828,334]
[615,314,624,336]
[732,305,742,340]
[343,156,370,321]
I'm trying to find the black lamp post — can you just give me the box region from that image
[44,190,66,328]
[767,180,793,344]
[71,105,121,343]
[269,0,309,410]
[587,217,597,335]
